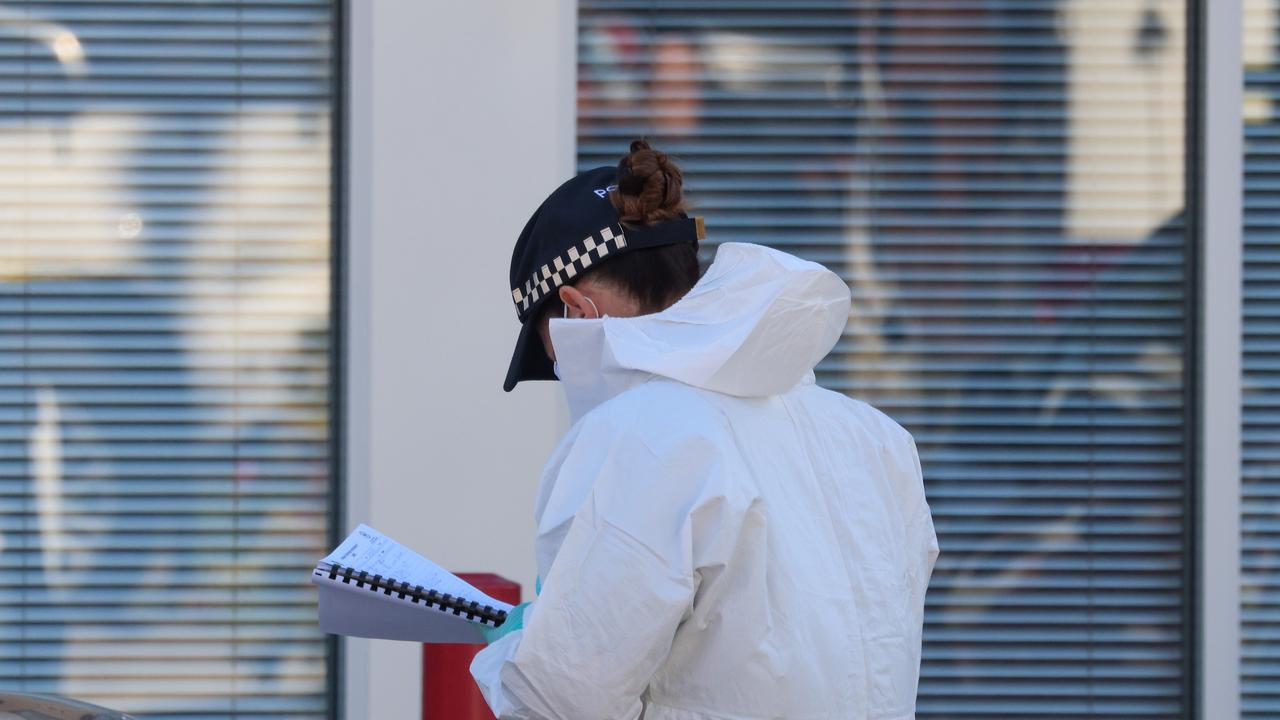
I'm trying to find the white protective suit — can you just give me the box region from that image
[472,242,939,720]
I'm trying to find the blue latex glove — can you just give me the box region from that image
[481,601,530,645]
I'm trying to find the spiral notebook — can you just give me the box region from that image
[311,524,514,644]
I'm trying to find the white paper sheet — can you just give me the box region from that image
[311,524,515,644]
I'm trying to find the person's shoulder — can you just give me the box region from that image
[796,383,916,449]
[574,381,746,514]
[585,379,733,456]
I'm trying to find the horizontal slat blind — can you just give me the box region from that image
[0,2,335,718]
[1244,1,1280,716]
[578,1,1190,717]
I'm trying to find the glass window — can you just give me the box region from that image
[1243,1,1280,716]
[0,2,337,717]
[578,1,1191,715]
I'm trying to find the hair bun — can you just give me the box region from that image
[613,138,686,226]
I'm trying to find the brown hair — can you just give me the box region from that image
[543,139,702,318]
[589,139,701,312]
[611,139,688,226]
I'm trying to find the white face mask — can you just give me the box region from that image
[552,295,599,385]
[550,295,637,424]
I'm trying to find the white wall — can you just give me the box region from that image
[346,1,576,716]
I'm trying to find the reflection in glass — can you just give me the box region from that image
[0,2,336,718]
[1243,1,1280,716]
[579,1,1189,716]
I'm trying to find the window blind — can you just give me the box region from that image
[0,2,336,718]
[578,1,1192,717]
[1243,1,1280,716]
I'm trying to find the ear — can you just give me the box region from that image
[558,285,598,319]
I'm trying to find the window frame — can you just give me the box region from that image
[337,0,1250,714]
[1196,0,1244,715]
[329,1,350,718]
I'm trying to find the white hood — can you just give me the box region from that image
[549,243,852,421]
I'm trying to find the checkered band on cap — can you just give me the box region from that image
[511,224,627,316]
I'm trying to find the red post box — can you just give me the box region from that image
[421,573,522,720]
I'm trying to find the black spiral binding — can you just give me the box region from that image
[319,562,510,627]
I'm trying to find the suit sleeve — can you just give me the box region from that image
[471,426,730,720]
[899,432,938,668]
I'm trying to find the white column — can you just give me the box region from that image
[345,0,577,716]
[1199,0,1244,715]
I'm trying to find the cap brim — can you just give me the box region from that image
[503,313,556,392]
